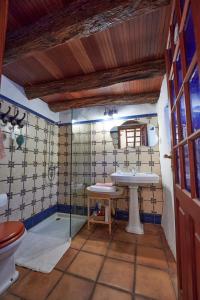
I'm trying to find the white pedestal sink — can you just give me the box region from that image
[111,172,159,234]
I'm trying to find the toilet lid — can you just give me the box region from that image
[0,221,25,244]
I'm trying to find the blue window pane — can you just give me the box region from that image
[176,51,183,90]
[168,48,173,66]
[189,66,200,132]
[180,0,185,12]
[180,94,187,139]
[176,149,181,184]
[184,8,196,67]
[195,138,200,198]
[170,79,176,105]
[183,144,190,191]
[173,110,179,144]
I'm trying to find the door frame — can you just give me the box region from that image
[165,0,200,299]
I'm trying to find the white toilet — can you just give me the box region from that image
[0,221,26,294]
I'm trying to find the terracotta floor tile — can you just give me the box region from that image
[47,274,94,300]
[0,294,20,300]
[82,238,109,255]
[166,248,175,261]
[107,240,135,262]
[134,295,151,300]
[92,284,132,300]
[137,234,163,248]
[135,265,176,300]
[10,270,62,300]
[137,245,168,269]
[143,224,162,235]
[160,231,169,249]
[55,248,78,271]
[168,260,177,275]
[16,266,30,280]
[71,234,88,250]
[171,274,178,298]
[115,220,128,230]
[79,228,93,237]
[90,227,113,240]
[98,258,134,292]
[165,249,177,275]
[67,251,103,281]
[113,228,137,244]
[80,224,95,236]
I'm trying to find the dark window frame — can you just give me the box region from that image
[118,121,148,148]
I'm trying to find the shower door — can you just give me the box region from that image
[70,120,91,233]
[166,0,200,299]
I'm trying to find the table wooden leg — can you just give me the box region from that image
[109,199,111,235]
[87,197,90,230]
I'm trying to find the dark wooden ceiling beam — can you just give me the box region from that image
[25,58,165,99]
[4,0,170,65]
[48,91,160,112]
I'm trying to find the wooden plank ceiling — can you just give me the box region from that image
[2,0,171,111]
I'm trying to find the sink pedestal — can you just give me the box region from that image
[111,171,159,235]
[126,185,144,235]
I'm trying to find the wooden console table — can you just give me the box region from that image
[87,187,124,234]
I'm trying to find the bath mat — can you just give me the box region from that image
[15,231,71,273]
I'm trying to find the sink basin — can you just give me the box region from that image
[111,172,159,185]
[111,171,159,235]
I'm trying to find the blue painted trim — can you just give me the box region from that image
[57,203,88,215]
[56,204,162,224]
[23,205,57,230]
[115,210,129,221]
[59,113,157,126]
[57,203,71,213]
[23,204,161,230]
[115,210,161,224]
[58,122,71,126]
[0,94,57,124]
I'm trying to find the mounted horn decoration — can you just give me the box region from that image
[1,106,11,124]
[10,110,19,126]
[0,105,26,128]
[17,113,26,128]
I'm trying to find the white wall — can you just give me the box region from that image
[157,76,176,258]
[59,103,157,123]
[59,109,72,124]
[0,75,59,123]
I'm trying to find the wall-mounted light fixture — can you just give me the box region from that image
[104,107,118,118]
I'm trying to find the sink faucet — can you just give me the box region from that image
[131,168,136,175]
[116,167,122,173]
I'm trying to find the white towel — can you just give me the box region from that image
[88,185,116,193]
[96,182,114,187]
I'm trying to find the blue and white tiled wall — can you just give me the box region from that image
[58,116,164,221]
[0,98,58,223]
[0,95,163,225]
[58,123,91,214]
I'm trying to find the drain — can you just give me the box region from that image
[56,217,61,221]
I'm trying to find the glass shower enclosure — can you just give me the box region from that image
[68,109,91,237]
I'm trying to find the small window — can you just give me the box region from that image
[118,121,148,148]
